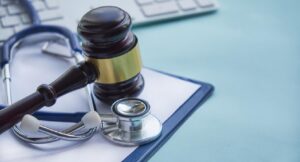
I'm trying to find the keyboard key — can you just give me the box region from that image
[1,15,20,27]
[32,0,46,11]
[20,14,31,24]
[0,27,14,41]
[39,10,62,21]
[177,0,197,11]
[141,1,179,17]
[44,0,59,9]
[136,0,153,5]
[7,4,24,15]
[196,0,214,7]
[0,7,6,17]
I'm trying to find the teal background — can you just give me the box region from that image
[133,0,300,161]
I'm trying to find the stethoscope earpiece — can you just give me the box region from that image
[81,111,101,129]
[20,115,40,135]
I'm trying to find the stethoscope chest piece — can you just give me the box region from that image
[100,98,162,146]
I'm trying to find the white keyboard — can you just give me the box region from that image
[0,0,218,44]
[0,0,62,43]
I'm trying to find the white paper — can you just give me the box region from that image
[0,39,200,162]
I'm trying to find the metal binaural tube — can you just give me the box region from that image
[73,51,96,112]
[38,122,93,141]
[0,62,98,134]
[10,48,98,144]
[2,64,12,105]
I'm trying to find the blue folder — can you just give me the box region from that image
[0,69,214,161]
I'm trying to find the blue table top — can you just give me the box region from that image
[133,0,300,161]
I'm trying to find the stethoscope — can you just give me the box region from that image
[0,0,162,146]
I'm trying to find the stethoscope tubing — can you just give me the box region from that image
[0,0,83,122]
[0,25,81,68]
[0,104,85,123]
[19,0,41,25]
[0,0,97,143]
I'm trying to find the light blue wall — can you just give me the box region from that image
[133,0,300,161]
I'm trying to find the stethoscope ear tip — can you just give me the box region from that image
[20,114,40,134]
[81,111,101,129]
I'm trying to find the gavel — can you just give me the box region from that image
[0,6,144,134]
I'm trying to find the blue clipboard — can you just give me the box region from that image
[0,69,214,161]
[124,69,214,162]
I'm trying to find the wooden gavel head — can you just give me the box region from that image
[77,6,144,103]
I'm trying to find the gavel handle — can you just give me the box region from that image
[0,62,98,134]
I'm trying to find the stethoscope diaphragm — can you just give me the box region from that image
[100,98,162,146]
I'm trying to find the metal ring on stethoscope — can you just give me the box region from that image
[112,98,150,117]
[101,98,162,146]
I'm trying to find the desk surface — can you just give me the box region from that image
[133,0,300,161]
